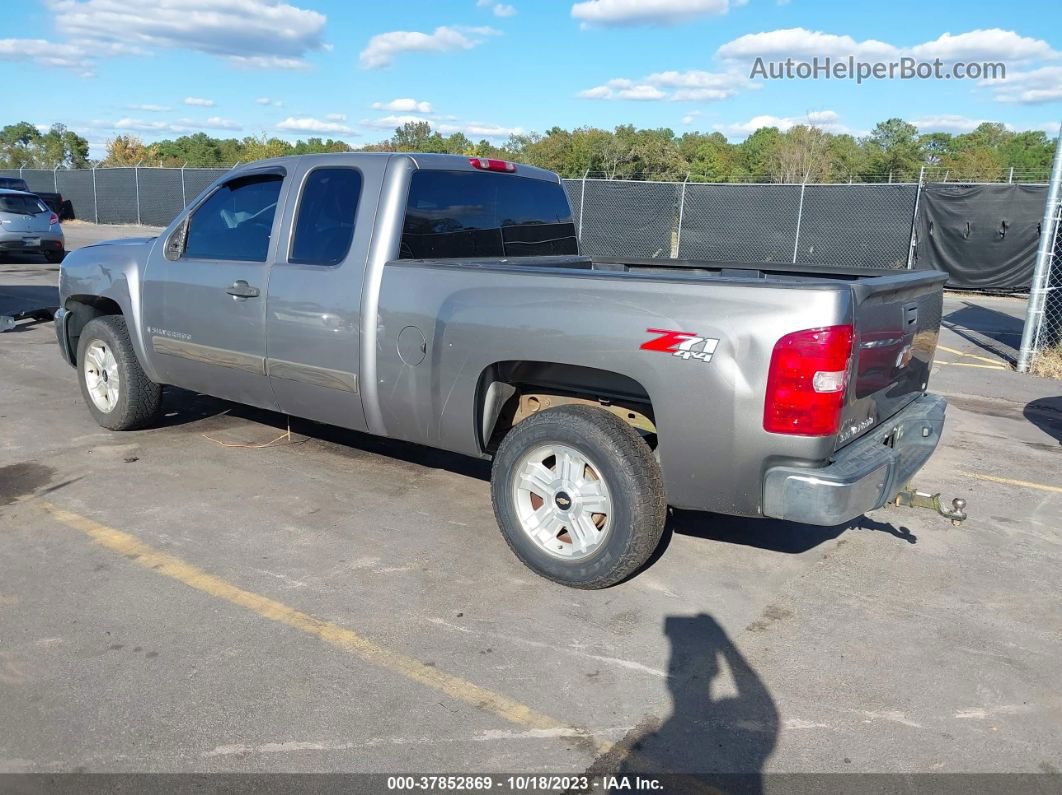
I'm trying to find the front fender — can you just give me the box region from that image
[59,237,161,382]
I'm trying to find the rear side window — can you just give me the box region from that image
[290,168,362,266]
[399,171,578,260]
[0,195,47,214]
[0,178,31,192]
[185,174,283,262]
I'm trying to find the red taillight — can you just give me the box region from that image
[468,157,516,173]
[48,212,59,226]
[763,325,853,436]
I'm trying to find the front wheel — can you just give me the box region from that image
[77,315,162,431]
[490,405,667,589]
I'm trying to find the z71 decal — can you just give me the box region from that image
[640,328,719,363]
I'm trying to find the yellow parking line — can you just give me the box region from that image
[38,501,595,742]
[936,345,1009,366]
[934,361,1008,370]
[959,473,1062,494]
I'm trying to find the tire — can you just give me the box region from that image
[490,405,667,589]
[45,248,65,264]
[77,315,162,431]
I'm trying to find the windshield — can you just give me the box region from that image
[0,195,48,215]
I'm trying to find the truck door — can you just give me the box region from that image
[140,168,287,410]
[264,157,385,432]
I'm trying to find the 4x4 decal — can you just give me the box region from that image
[640,329,719,363]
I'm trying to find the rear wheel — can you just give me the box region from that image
[77,315,162,431]
[44,248,65,264]
[490,405,666,589]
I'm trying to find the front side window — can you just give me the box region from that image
[184,174,283,262]
[399,171,578,260]
[290,168,363,266]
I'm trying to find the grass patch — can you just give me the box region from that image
[1031,342,1062,379]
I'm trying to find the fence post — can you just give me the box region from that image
[92,163,99,224]
[53,165,59,193]
[674,173,689,259]
[18,166,23,179]
[792,178,807,264]
[134,160,143,226]
[577,168,588,244]
[180,162,188,208]
[1017,123,1062,372]
[1008,167,1014,184]
[906,165,926,269]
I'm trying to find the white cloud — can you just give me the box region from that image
[111,117,170,132]
[681,111,702,125]
[717,27,1058,67]
[477,0,516,13]
[909,115,1008,134]
[714,111,849,136]
[106,116,241,133]
[571,0,732,27]
[256,97,283,106]
[183,96,215,107]
[191,116,242,130]
[359,25,500,69]
[579,69,753,101]
[127,103,170,112]
[52,0,327,70]
[276,116,356,134]
[437,121,524,138]
[227,55,310,69]
[717,27,898,61]
[982,65,1062,104]
[371,98,433,113]
[361,114,521,140]
[325,113,347,122]
[361,114,434,129]
[579,79,668,100]
[911,29,1057,62]
[0,37,119,71]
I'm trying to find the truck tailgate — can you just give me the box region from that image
[837,270,948,449]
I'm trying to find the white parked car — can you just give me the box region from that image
[0,189,65,262]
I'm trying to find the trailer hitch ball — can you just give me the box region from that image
[893,487,968,526]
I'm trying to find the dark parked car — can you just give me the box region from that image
[0,177,72,219]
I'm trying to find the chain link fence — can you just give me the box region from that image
[1017,127,1062,374]
[0,166,1001,272]
[564,177,919,267]
[0,165,229,225]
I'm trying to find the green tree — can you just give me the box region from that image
[862,118,921,180]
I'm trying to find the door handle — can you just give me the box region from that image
[226,280,260,298]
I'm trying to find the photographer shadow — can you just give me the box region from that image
[599,613,778,794]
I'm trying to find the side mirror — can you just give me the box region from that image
[164,219,187,261]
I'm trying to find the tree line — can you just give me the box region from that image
[1,117,1055,183]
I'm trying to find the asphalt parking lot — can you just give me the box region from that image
[1,223,1060,777]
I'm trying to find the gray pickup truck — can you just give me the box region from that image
[55,152,951,588]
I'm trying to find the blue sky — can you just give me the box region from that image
[2,0,1060,158]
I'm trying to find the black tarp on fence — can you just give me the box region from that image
[914,183,1047,290]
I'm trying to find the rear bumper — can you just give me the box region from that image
[0,230,64,252]
[762,393,946,526]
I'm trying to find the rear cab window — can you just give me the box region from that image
[0,195,48,215]
[399,170,577,260]
[289,167,363,266]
